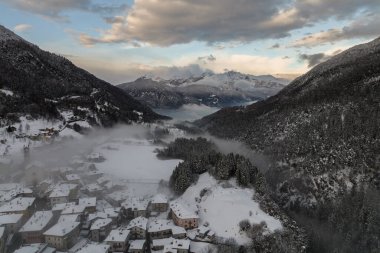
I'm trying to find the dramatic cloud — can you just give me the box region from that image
[14,24,32,33]
[78,0,380,46]
[0,0,127,21]
[292,14,380,47]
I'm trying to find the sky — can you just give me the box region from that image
[0,0,379,84]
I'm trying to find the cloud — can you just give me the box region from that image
[0,0,127,21]
[14,24,32,33]
[298,49,343,67]
[292,13,380,47]
[270,43,280,49]
[299,53,331,67]
[197,54,216,64]
[78,0,380,46]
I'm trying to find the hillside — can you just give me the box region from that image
[0,25,167,128]
[118,72,288,108]
[196,37,380,252]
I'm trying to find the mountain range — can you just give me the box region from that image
[0,25,167,127]
[118,71,288,108]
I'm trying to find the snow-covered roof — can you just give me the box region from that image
[151,237,173,247]
[126,216,148,230]
[75,243,110,253]
[122,197,149,211]
[0,197,35,213]
[90,218,112,230]
[105,228,130,242]
[43,221,80,237]
[151,194,168,204]
[171,226,186,235]
[0,213,23,225]
[88,212,108,222]
[0,187,33,202]
[148,219,174,233]
[66,174,80,181]
[104,207,120,218]
[52,202,76,211]
[14,243,55,253]
[79,197,96,207]
[129,240,145,250]
[172,239,190,250]
[20,211,53,232]
[84,183,103,192]
[49,183,77,198]
[61,204,86,215]
[49,187,70,198]
[58,214,80,223]
[170,202,198,219]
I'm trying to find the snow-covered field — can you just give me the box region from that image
[176,173,282,244]
[92,139,181,196]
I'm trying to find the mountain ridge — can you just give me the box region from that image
[118,71,288,108]
[0,25,167,127]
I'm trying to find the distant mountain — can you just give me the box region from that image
[0,25,167,127]
[118,71,288,108]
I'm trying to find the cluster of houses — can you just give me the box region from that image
[0,156,216,253]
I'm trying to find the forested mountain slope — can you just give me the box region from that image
[0,25,166,127]
[196,37,380,252]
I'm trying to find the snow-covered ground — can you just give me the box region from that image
[0,116,82,164]
[91,139,181,197]
[176,173,282,245]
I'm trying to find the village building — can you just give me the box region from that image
[104,228,130,252]
[48,188,70,207]
[65,174,81,184]
[122,198,149,219]
[48,184,78,206]
[104,208,121,225]
[149,194,168,213]
[19,211,54,244]
[128,240,146,253]
[83,183,103,197]
[90,218,113,242]
[126,216,148,239]
[148,219,174,239]
[78,197,97,213]
[43,221,80,250]
[151,237,173,251]
[170,203,199,229]
[75,243,110,253]
[0,187,33,203]
[171,239,190,253]
[0,197,36,218]
[0,213,24,234]
[171,226,187,239]
[14,243,56,253]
